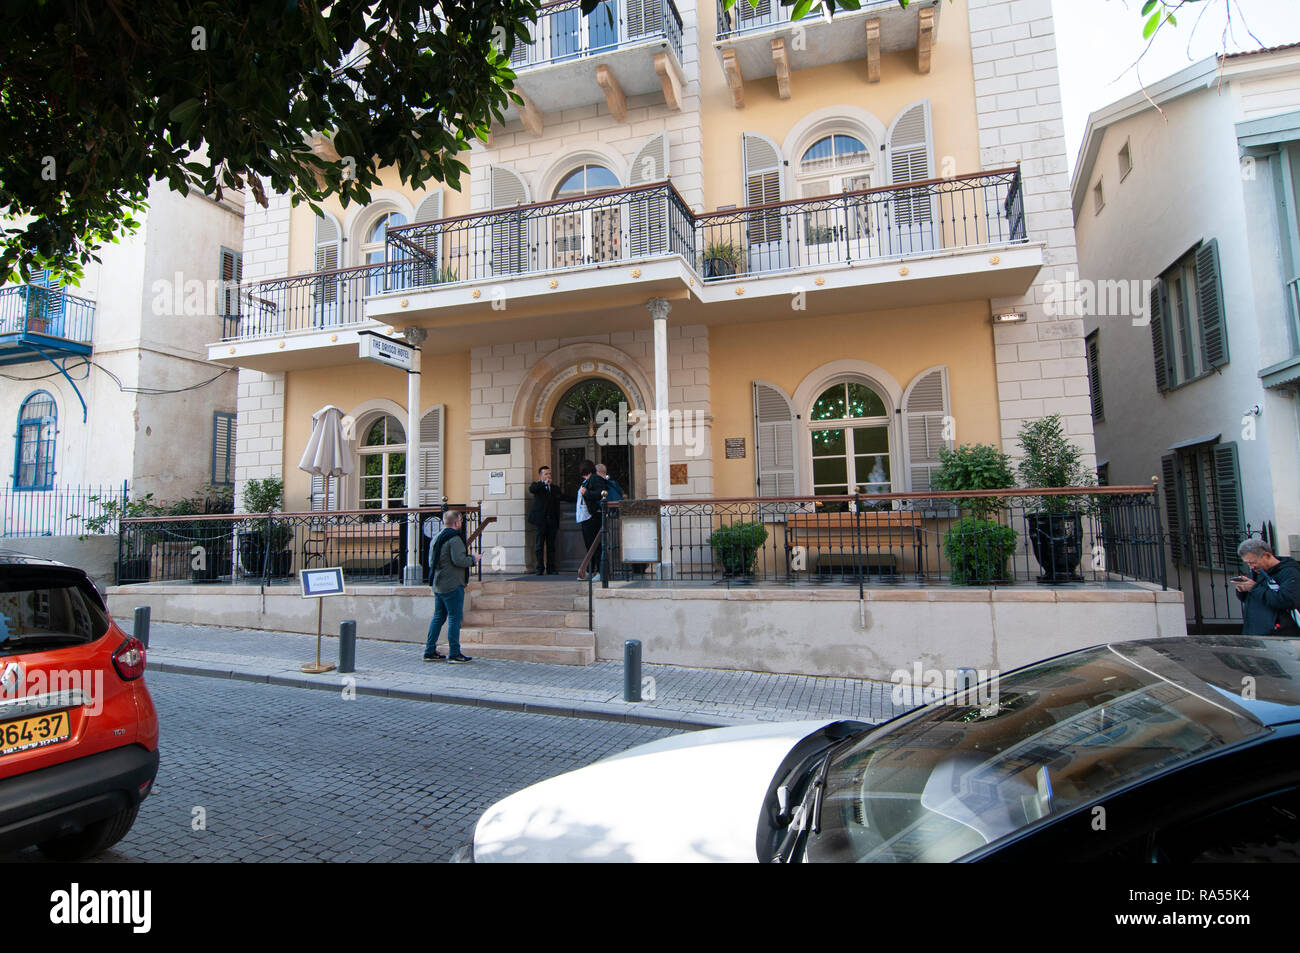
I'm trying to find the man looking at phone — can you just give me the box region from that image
[1233,538,1300,637]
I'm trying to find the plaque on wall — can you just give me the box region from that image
[725,437,746,459]
[670,464,688,486]
[485,438,511,455]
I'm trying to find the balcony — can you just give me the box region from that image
[212,168,1042,368]
[500,0,687,127]
[0,285,95,366]
[714,0,940,106]
[1259,276,1300,390]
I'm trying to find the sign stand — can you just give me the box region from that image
[299,568,346,674]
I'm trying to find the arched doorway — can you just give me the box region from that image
[551,378,633,571]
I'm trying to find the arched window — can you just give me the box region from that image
[797,133,875,252]
[551,164,620,267]
[358,414,406,511]
[809,380,891,500]
[362,211,408,294]
[15,392,57,489]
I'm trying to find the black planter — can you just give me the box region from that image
[702,257,737,279]
[192,541,231,584]
[238,533,292,577]
[1027,513,1084,584]
[117,556,150,585]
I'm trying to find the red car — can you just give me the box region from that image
[0,554,158,860]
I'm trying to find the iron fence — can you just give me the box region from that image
[508,0,684,70]
[1169,521,1276,633]
[0,285,96,345]
[597,487,1166,590]
[117,506,484,586]
[716,0,898,39]
[0,481,126,538]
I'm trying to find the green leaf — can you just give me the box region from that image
[1143,10,1162,38]
[1141,0,1158,15]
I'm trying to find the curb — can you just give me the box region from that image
[147,660,738,732]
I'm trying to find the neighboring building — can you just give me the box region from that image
[1072,44,1300,629]
[222,0,1090,577]
[0,180,242,528]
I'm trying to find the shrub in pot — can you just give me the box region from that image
[707,521,768,577]
[75,492,163,583]
[1016,414,1096,584]
[702,240,743,279]
[930,444,1018,584]
[240,477,293,577]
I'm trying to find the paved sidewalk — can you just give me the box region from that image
[127,621,910,730]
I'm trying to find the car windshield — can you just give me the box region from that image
[0,567,110,653]
[807,643,1270,863]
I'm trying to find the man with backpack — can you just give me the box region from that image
[423,509,481,662]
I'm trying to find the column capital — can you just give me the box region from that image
[647,298,672,322]
[401,326,429,347]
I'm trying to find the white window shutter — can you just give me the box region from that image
[313,214,341,321]
[886,100,934,226]
[742,133,785,268]
[418,405,445,505]
[629,133,670,257]
[753,381,797,498]
[410,190,444,285]
[490,166,531,276]
[310,473,340,512]
[903,366,950,493]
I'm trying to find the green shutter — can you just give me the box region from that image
[1196,239,1229,370]
[1086,331,1103,421]
[1150,281,1169,393]
[1212,442,1245,565]
[1161,454,1182,562]
[211,412,235,486]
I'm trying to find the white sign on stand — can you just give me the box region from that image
[298,567,345,673]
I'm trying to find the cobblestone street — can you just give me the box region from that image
[1,671,678,863]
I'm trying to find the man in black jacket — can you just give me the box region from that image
[527,465,568,574]
[577,459,609,580]
[1233,538,1300,637]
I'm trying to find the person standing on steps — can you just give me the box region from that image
[577,459,609,582]
[527,465,570,575]
[595,463,624,502]
[423,509,481,663]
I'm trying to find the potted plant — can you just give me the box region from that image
[707,521,768,577]
[74,492,163,583]
[930,444,1018,585]
[187,485,235,583]
[1016,414,1096,584]
[239,477,294,578]
[702,239,744,279]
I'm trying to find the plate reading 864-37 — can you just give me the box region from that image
[1,711,71,756]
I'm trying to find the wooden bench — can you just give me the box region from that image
[784,511,926,581]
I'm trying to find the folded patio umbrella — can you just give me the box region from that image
[298,404,353,511]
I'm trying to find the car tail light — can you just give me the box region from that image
[112,637,147,681]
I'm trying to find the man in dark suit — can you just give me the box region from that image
[527,465,568,574]
[577,459,610,581]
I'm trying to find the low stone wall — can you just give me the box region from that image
[592,585,1187,681]
[106,583,440,642]
[0,535,118,591]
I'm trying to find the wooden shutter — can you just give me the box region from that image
[1086,331,1103,421]
[219,247,242,319]
[753,382,796,497]
[313,213,341,323]
[737,0,772,27]
[211,412,236,486]
[1196,239,1229,370]
[310,473,340,512]
[887,100,934,226]
[627,0,663,38]
[742,133,784,268]
[1161,454,1182,562]
[490,166,530,276]
[418,405,444,505]
[410,190,444,285]
[1213,442,1245,564]
[629,133,670,257]
[903,366,950,493]
[1150,281,1169,393]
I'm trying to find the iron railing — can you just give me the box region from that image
[1169,521,1276,633]
[386,181,696,287]
[508,0,684,71]
[716,0,897,40]
[222,260,420,340]
[0,285,95,346]
[596,487,1166,590]
[0,481,127,538]
[117,506,484,586]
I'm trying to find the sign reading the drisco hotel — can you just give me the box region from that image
[357,331,413,371]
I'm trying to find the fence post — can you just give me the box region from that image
[624,639,642,703]
[1151,478,1167,591]
[338,620,356,674]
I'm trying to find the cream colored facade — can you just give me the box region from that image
[216,0,1090,577]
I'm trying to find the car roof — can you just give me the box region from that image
[0,551,72,569]
[1103,635,1300,729]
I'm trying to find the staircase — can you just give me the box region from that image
[461,578,595,665]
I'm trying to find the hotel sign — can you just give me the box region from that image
[358,331,413,371]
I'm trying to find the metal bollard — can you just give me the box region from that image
[624,639,642,703]
[134,606,151,649]
[339,620,357,674]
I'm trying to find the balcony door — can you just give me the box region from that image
[551,164,622,270]
[363,212,409,298]
[550,0,619,61]
[796,135,876,267]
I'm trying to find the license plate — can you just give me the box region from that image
[0,711,71,756]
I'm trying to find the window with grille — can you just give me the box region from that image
[1162,442,1245,569]
[14,391,56,490]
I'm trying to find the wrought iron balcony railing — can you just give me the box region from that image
[509,0,684,71]
[0,285,95,346]
[222,168,1027,342]
[715,0,896,40]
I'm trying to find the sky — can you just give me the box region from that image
[1053,0,1300,174]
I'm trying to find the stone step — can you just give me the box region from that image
[470,593,585,611]
[459,626,595,647]
[478,579,587,596]
[463,609,571,628]
[461,643,595,666]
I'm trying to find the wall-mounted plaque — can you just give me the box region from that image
[485,438,511,455]
[725,437,746,459]
[670,463,688,486]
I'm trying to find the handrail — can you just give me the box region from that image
[576,529,603,581]
[464,515,497,549]
[121,504,482,524]
[604,486,1157,508]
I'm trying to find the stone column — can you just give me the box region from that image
[648,297,673,577]
[402,327,428,585]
